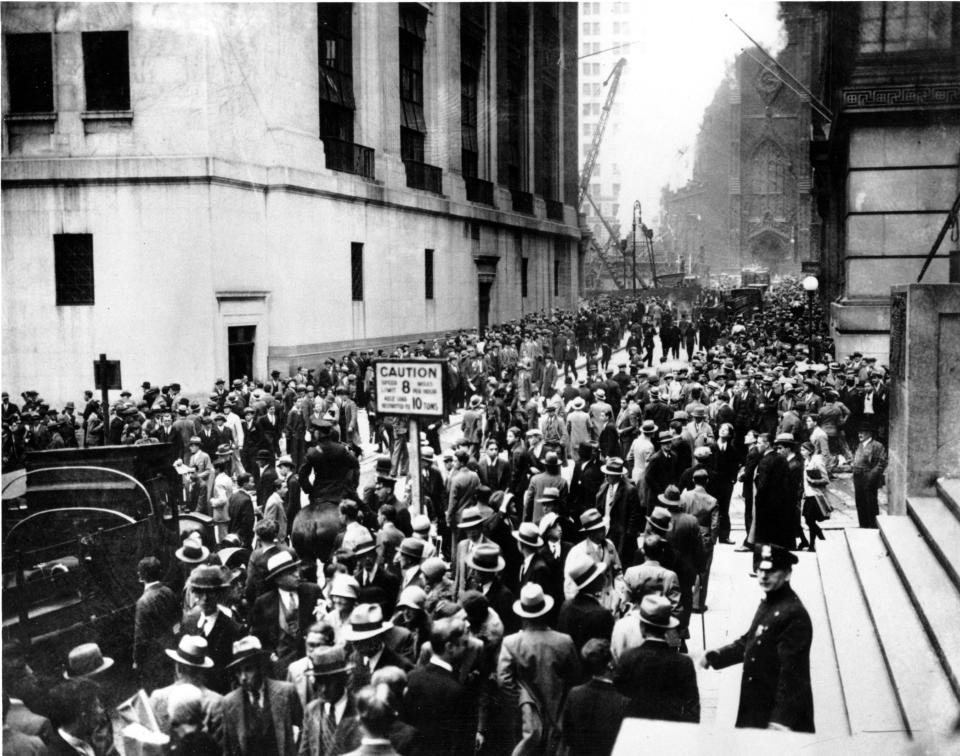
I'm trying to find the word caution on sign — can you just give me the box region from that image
[374,359,445,417]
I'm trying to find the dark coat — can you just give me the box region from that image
[754,450,795,549]
[518,551,554,595]
[557,594,615,655]
[257,412,282,455]
[569,457,605,517]
[227,488,256,548]
[478,455,511,491]
[222,678,302,756]
[614,639,701,723]
[133,582,179,672]
[595,478,642,563]
[254,465,278,514]
[561,677,629,756]
[181,608,242,694]
[403,663,475,756]
[707,585,814,732]
[250,582,323,657]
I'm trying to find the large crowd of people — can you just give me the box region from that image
[2,279,894,755]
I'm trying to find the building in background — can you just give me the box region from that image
[809,1,959,361]
[659,5,822,281]
[2,2,579,401]
[578,0,631,290]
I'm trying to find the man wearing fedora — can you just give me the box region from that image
[403,616,475,755]
[452,505,490,599]
[565,508,622,611]
[701,544,814,733]
[222,636,303,756]
[569,441,604,517]
[558,553,615,655]
[515,522,553,595]
[523,451,568,524]
[613,595,700,723]
[149,636,224,741]
[754,433,796,552]
[465,542,518,635]
[627,419,657,487]
[251,551,323,678]
[446,449,481,556]
[344,603,413,694]
[497,583,581,755]
[182,565,243,694]
[615,534,681,661]
[852,421,886,529]
[352,531,401,615]
[300,646,361,756]
[253,449,278,514]
[595,456,642,566]
[642,430,677,519]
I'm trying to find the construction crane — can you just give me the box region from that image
[578,57,627,208]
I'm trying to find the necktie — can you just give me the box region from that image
[325,702,337,732]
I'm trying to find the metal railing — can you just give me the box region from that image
[404,160,443,194]
[465,176,495,206]
[511,188,534,214]
[323,137,375,179]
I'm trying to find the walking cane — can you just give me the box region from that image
[701,611,707,651]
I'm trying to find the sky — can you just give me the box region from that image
[591,0,786,232]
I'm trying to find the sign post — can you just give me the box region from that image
[94,353,122,446]
[374,359,445,517]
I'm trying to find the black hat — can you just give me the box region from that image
[755,543,798,571]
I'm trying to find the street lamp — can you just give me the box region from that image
[802,275,819,355]
[632,201,641,293]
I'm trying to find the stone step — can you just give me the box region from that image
[907,495,960,592]
[846,528,958,737]
[878,514,960,701]
[936,478,960,520]
[816,533,905,736]
[788,549,849,738]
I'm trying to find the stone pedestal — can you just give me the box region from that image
[887,284,960,513]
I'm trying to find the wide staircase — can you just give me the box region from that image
[817,477,960,743]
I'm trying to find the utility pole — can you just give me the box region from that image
[632,201,641,293]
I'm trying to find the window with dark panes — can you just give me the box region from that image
[54,234,95,306]
[554,258,561,296]
[399,4,427,163]
[534,3,559,200]
[460,3,484,179]
[424,248,434,300]
[859,2,953,54]
[497,2,529,189]
[318,3,355,142]
[5,33,54,113]
[82,31,130,111]
[521,257,529,298]
[351,242,364,301]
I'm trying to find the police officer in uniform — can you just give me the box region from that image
[699,544,814,733]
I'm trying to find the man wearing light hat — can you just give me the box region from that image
[627,419,657,487]
[466,542,517,635]
[523,451,568,523]
[701,543,814,733]
[149,636,223,738]
[557,553,615,655]
[613,595,700,723]
[250,550,322,678]
[564,509,622,610]
[515,522,552,595]
[222,636,302,755]
[595,456,642,565]
[344,603,412,693]
[409,513,437,559]
[453,505,491,599]
[497,583,581,755]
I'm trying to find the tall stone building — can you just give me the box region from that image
[2,2,579,401]
[809,1,959,361]
[660,6,822,280]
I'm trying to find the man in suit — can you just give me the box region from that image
[732,379,759,445]
[569,441,604,518]
[701,544,814,732]
[713,422,741,544]
[285,622,335,711]
[299,647,361,756]
[171,405,196,463]
[561,639,629,756]
[452,506,491,599]
[557,554,615,654]
[250,551,323,678]
[241,407,261,474]
[148,635,224,740]
[227,473,256,548]
[222,636,303,756]
[1,650,52,744]
[446,449,480,556]
[538,511,573,609]
[181,565,243,694]
[514,522,553,595]
[595,457,642,566]
[753,433,795,553]
[253,449,278,514]
[614,595,700,723]
[403,617,476,755]
[465,543,518,635]
[852,422,887,529]
[133,556,180,692]
[523,451,568,523]
[353,532,401,615]
[477,439,510,491]
[257,403,282,456]
[343,604,413,694]
[39,679,106,756]
[497,584,581,755]
[197,416,219,457]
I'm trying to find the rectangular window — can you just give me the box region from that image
[461,3,484,179]
[318,3,355,142]
[592,63,601,76]
[497,3,529,189]
[554,258,560,296]
[424,248,434,300]
[521,257,529,298]
[859,1,953,53]
[5,33,54,113]
[582,22,590,34]
[351,242,364,301]
[54,234,95,306]
[582,83,590,95]
[82,31,130,111]
[399,4,427,161]
[593,22,600,34]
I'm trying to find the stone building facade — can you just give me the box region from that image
[2,2,580,401]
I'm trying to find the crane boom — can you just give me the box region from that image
[578,58,627,209]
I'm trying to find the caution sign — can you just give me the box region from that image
[374,359,445,417]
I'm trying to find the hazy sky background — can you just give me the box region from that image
[592,0,786,231]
